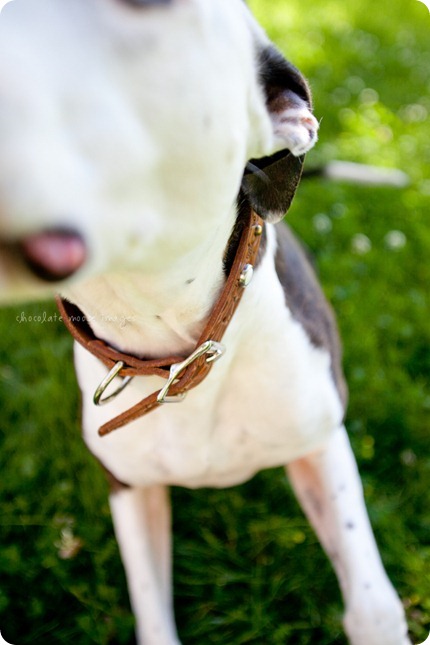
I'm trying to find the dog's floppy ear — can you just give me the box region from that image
[241,45,313,223]
[241,150,304,223]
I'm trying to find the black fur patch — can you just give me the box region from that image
[274,223,348,410]
[240,44,313,222]
[257,44,312,107]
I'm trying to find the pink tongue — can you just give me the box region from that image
[20,231,86,280]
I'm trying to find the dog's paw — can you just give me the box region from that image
[344,592,411,645]
[272,106,319,156]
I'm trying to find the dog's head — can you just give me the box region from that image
[0,0,316,301]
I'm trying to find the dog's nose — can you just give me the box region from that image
[19,228,87,282]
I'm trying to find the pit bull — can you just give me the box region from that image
[0,1,410,643]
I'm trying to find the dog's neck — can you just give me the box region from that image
[62,205,237,359]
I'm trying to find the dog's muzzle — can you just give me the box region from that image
[12,228,87,282]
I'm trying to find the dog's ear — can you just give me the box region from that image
[241,150,304,223]
[241,45,314,223]
[258,44,313,109]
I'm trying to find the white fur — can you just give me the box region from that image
[75,226,344,489]
[0,1,410,644]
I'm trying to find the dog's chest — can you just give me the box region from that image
[75,257,344,489]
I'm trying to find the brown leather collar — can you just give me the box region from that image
[56,208,264,436]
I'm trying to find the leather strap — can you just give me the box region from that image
[57,209,264,436]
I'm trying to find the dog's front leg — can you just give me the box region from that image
[286,426,410,645]
[109,485,180,645]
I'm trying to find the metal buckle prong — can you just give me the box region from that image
[94,361,133,406]
[157,340,225,404]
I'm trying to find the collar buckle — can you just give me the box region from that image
[157,340,225,404]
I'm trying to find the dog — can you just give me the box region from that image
[0,1,411,643]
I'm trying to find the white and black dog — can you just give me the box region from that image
[0,1,411,643]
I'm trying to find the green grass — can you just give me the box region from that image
[1,0,430,643]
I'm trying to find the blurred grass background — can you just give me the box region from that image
[1,0,430,643]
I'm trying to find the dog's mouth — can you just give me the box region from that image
[15,229,87,282]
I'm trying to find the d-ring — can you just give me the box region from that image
[94,361,133,406]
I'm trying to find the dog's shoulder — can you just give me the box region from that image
[274,222,348,409]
